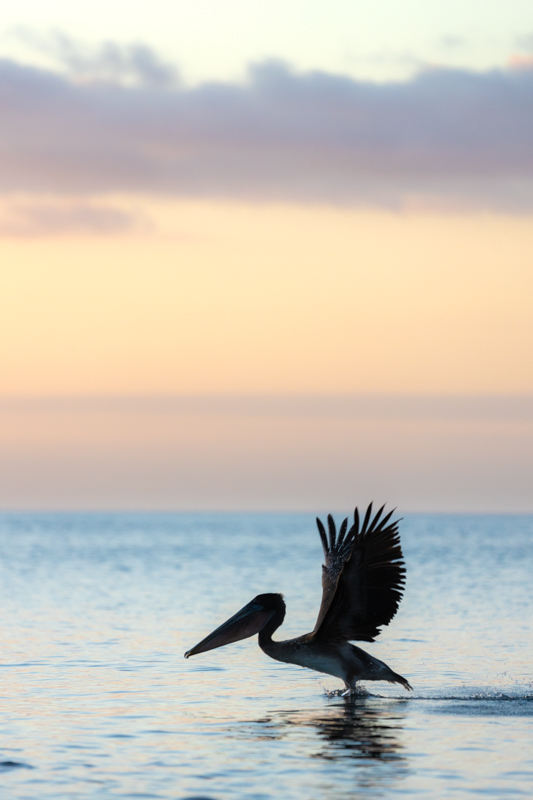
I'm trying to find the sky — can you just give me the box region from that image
[1,1,532,511]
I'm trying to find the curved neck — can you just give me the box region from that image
[258,607,284,651]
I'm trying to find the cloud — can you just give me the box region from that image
[509,33,533,72]
[508,54,533,71]
[1,54,533,210]
[516,32,533,53]
[10,29,179,87]
[439,35,466,50]
[0,198,150,237]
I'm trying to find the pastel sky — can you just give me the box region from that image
[1,2,532,511]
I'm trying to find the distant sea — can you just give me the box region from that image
[0,511,531,799]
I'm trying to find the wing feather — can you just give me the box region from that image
[316,517,329,556]
[327,514,337,550]
[337,517,348,548]
[367,503,384,533]
[361,502,373,534]
[313,504,405,643]
[313,514,355,631]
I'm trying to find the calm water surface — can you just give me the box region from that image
[0,512,531,799]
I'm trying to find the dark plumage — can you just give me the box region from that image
[185,503,412,694]
[314,503,405,642]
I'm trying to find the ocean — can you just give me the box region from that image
[0,511,531,799]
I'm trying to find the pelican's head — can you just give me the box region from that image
[184,593,285,658]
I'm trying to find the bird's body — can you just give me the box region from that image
[260,635,411,693]
[185,504,412,693]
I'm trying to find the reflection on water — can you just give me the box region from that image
[233,699,410,798]
[305,699,406,762]
[259,699,406,761]
[0,511,532,799]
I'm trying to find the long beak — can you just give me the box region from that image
[184,599,274,658]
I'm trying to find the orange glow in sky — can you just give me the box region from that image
[2,17,533,511]
[2,199,533,397]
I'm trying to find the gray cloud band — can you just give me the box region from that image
[1,58,533,210]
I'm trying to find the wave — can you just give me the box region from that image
[324,687,533,702]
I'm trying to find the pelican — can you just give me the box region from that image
[185,503,412,694]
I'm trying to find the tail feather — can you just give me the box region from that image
[389,672,413,691]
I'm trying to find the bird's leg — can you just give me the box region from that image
[342,679,357,697]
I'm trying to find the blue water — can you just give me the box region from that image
[0,512,531,799]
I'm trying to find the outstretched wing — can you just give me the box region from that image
[313,503,405,643]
